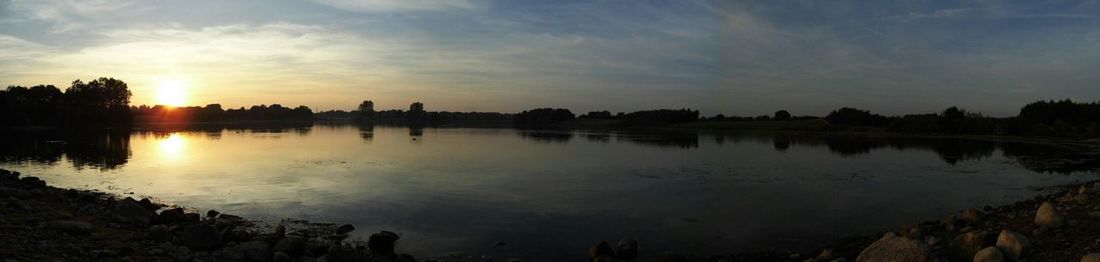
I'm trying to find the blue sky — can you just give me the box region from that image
[1,0,1099,116]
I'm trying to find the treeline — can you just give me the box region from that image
[514,108,700,129]
[822,100,1100,139]
[345,100,511,126]
[0,78,133,128]
[133,104,313,123]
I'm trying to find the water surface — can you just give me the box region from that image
[1,125,1097,260]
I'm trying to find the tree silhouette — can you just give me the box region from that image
[774,110,791,121]
[357,100,375,122]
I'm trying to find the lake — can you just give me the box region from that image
[1,125,1098,260]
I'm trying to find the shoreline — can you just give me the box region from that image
[0,168,418,262]
[708,179,1100,262]
[4,167,1100,261]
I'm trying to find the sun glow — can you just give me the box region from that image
[156,79,189,107]
[158,133,187,161]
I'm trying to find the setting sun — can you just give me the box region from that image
[156,79,188,107]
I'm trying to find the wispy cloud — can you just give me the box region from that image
[1,1,1099,115]
[312,0,482,12]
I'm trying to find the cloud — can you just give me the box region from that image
[312,0,481,12]
[3,0,138,32]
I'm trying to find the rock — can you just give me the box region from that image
[1083,253,1100,262]
[830,259,849,262]
[221,226,252,243]
[273,252,292,262]
[900,224,922,239]
[961,209,983,224]
[1035,201,1064,226]
[206,210,220,219]
[238,240,272,262]
[1076,194,1090,204]
[179,224,222,250]
[148,225,170,241]
[215,215,245,230]
[0,187,30,199]
[182,213,201,223]
[368,231,399,255]
[336,224,355,235]
[158,208,187,224]
[995,230,1030,260]
[614,238,638,260]
[955,230,990,251]
[47,220,94,234]
[589,241,613,261]
[113,198,155,225]
[138,198,158,210]
[815,249,836,262]
[275,237,307,257]
[855,232,933,262]
[7,197,30,210]
[972,246,1004,262]
[20,177,46,188]
[274,225,286,238]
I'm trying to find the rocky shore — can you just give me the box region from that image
[0,169,418,262]
[701,179,1100,262]
[5,166,1100,262]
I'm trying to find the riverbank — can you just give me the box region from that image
[6,166,1100,262]
[0,168,417,262]
[702,179,1100,262]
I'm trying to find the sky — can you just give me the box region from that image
[1,0,1099,116]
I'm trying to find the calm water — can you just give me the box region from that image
[2,125,1099,260]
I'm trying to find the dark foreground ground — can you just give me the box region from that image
[3,167,1100,262]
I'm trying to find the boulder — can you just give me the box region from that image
[855,232,933,262]
[961,209,983,224]
[614,238,638,260]
[0,187,30,199]
[1083,253,1100,262]
[589,241,614,261]
[275,237,307,257]
[19,177,46,188]
[994,230,1029,260]
[336,224,355,235]
[138,198,159,210]
[367,231,399,255]
[273,252,292,262]
[158,208,186,224]
[972,246,1004,262]
[954,230,990,254]
[1035,201,1063,226]
[47,220,94,234]
[238,240,272,262]
[815,249,836,262]
[179,224,222,250]
[274,225,286,238]
[113,198,155,225]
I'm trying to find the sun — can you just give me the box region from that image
[156,79,188,107]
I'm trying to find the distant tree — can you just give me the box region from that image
[579,111,613,119]
[408,102,426,123]
[774,110,791,121]
[825,107,890,127]
[618,109,699,127]
[514,108,575,129]
[357,100,375,122]
[63,77,133,126]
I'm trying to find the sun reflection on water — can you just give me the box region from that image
[158,133,187,161]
